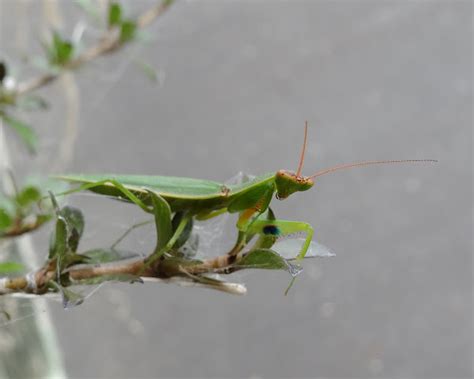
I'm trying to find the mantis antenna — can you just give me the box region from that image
[309,159,438,179]
[296,120,309,177]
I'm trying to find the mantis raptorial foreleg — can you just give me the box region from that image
[245,218,314,260]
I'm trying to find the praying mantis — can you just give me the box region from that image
[55,122,437,281]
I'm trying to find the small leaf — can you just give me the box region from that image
[2,114,38,154]
[30,55,59,74]
[162,0,175,7]
[135,60,158,83]
[0,195,15,216]
[15,186,41,207]
[60,253,90,270]
[17,95,49,111]
[108,2,122,27]
[119,20,136,43]
[49,205,84,259]
[0,261,24,274]
[237,249,302,277]
[0,208,12,230]
[49,213,68,259]
[0,62,6,83]
[49,281,84,308]
[35,213,54,228]
[0,309,11,322]
[49,32,74,66]
[60,206,84,252]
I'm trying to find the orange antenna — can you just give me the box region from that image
[309,159,438,179]
[296,121,309,177]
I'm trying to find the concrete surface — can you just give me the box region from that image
[1,0,472,378]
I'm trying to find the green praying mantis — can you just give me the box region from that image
[55,122,437,284]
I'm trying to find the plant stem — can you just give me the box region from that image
[15,0,175,96]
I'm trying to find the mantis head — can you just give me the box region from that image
[274,121,437,200]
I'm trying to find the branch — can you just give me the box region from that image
[15,0,175,96]
[0,252,247,297]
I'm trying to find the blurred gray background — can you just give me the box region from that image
[0,0,472,378]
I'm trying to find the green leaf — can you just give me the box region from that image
[49,203,84,259]
[162,0,175,7]
[2,114,38,154]
[108,2,122,27]
[61,206,84,252]
[48,31,74,66]
[119,20,136,43]
[0,309,11,322]
[17,95,49,111]
[0,208,12,230]
[60,253,89,270]
[49,281,84,308]
[237,249,302,277]
[0,261,24,274]
[15,186,41,207]
[147,191,172,253]
[49,212,68,259]
[0,195,15,215]
[135,60,158,83]
[30,55,59,75]
[34,213,54,228]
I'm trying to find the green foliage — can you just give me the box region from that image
[106,2,136,44]
[237,249,302,277]
[162,0,175,7]
[108,2,122,27]
[0,181,54,237]
[120,20,137,43]
[1,114,38,154]
[0,262,25,274]
[45,31,74,67]
[0,208,12,230]
[15,186,41,207]
[135,60,159,83]
[48,201,84,261]
[48,281,84,308]
[17,95,49,111]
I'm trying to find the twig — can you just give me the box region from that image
[0,251,244,296]
[15,0,175,96]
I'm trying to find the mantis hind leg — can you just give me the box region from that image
[59,179,151,213]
